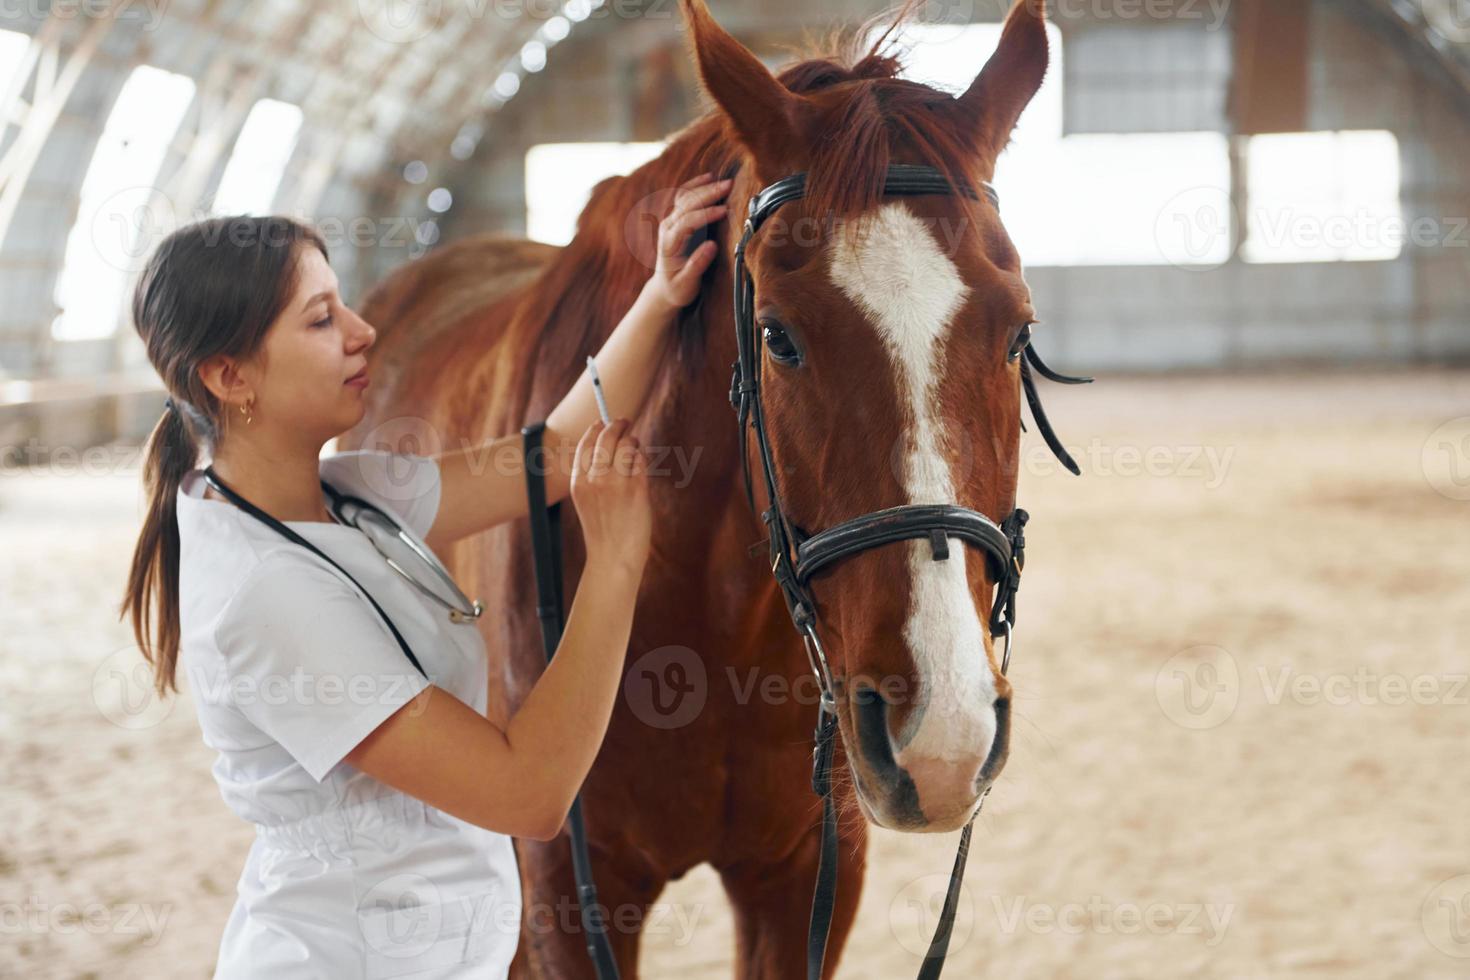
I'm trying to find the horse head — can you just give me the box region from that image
[681,0,1053,832]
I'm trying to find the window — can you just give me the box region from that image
[211,98,304,215]
[873,22,1233,268]
[1243,131,1402,263]
[524,141,666,245]
[1011,131,1233,268]
[0,29,29,104]
[51,65,195,341]
[1064,23,1232,135]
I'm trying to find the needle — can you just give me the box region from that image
[586,356,611,424]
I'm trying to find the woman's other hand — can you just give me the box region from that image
[570,418,651,574]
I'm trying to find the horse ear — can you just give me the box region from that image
[955,0,1050,159]
[678,0,805,177]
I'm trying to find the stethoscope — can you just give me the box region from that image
[202,465,484,680]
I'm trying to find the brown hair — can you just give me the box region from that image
[118,215,328,696]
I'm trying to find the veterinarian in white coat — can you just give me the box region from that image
[119,173,732,976]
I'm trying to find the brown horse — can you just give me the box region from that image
[340,0,1053,974]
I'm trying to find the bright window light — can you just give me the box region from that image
[875,22,1062,145]
[1243,131,1403,263]
[0,29,29,104]
[1011,132,1232,267]
[52,65,195,341]
[865,22,1236,268]
[212,98,303,215]
[525,142,667,245]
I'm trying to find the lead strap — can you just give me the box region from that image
[520,422,622,980]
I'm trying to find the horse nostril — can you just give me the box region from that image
[977,696,1011,786]
[852,684,902,788]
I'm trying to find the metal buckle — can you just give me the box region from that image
[996,622,1015,675]
[799,619,836,709]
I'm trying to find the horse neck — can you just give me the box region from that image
[642,261,774,590]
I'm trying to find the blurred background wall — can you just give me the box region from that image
[0,0,1467,464]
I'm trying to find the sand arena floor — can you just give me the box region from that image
[2,369,1467,978]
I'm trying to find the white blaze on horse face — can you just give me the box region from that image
[826,202,998,805]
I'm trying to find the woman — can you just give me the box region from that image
[118,172,732,976]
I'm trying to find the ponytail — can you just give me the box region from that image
[117,215,327,697]
[120,401,199,695]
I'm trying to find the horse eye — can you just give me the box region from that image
[1008,322,1034,362]
[762,322,801,365]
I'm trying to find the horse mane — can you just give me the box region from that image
[509,2,989,410]
[773,8,991,237]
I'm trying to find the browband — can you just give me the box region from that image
[744,163,998,236]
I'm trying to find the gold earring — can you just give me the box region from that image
[240,397,254,426]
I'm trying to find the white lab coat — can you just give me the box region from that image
[176,449,521,978]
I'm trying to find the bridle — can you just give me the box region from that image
[731,164,1088,671]
[728,162,1092,979]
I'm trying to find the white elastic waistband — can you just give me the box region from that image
[253,792,452,853]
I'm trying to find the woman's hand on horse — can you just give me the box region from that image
[570,418,652,573]
[647,172,732,312]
